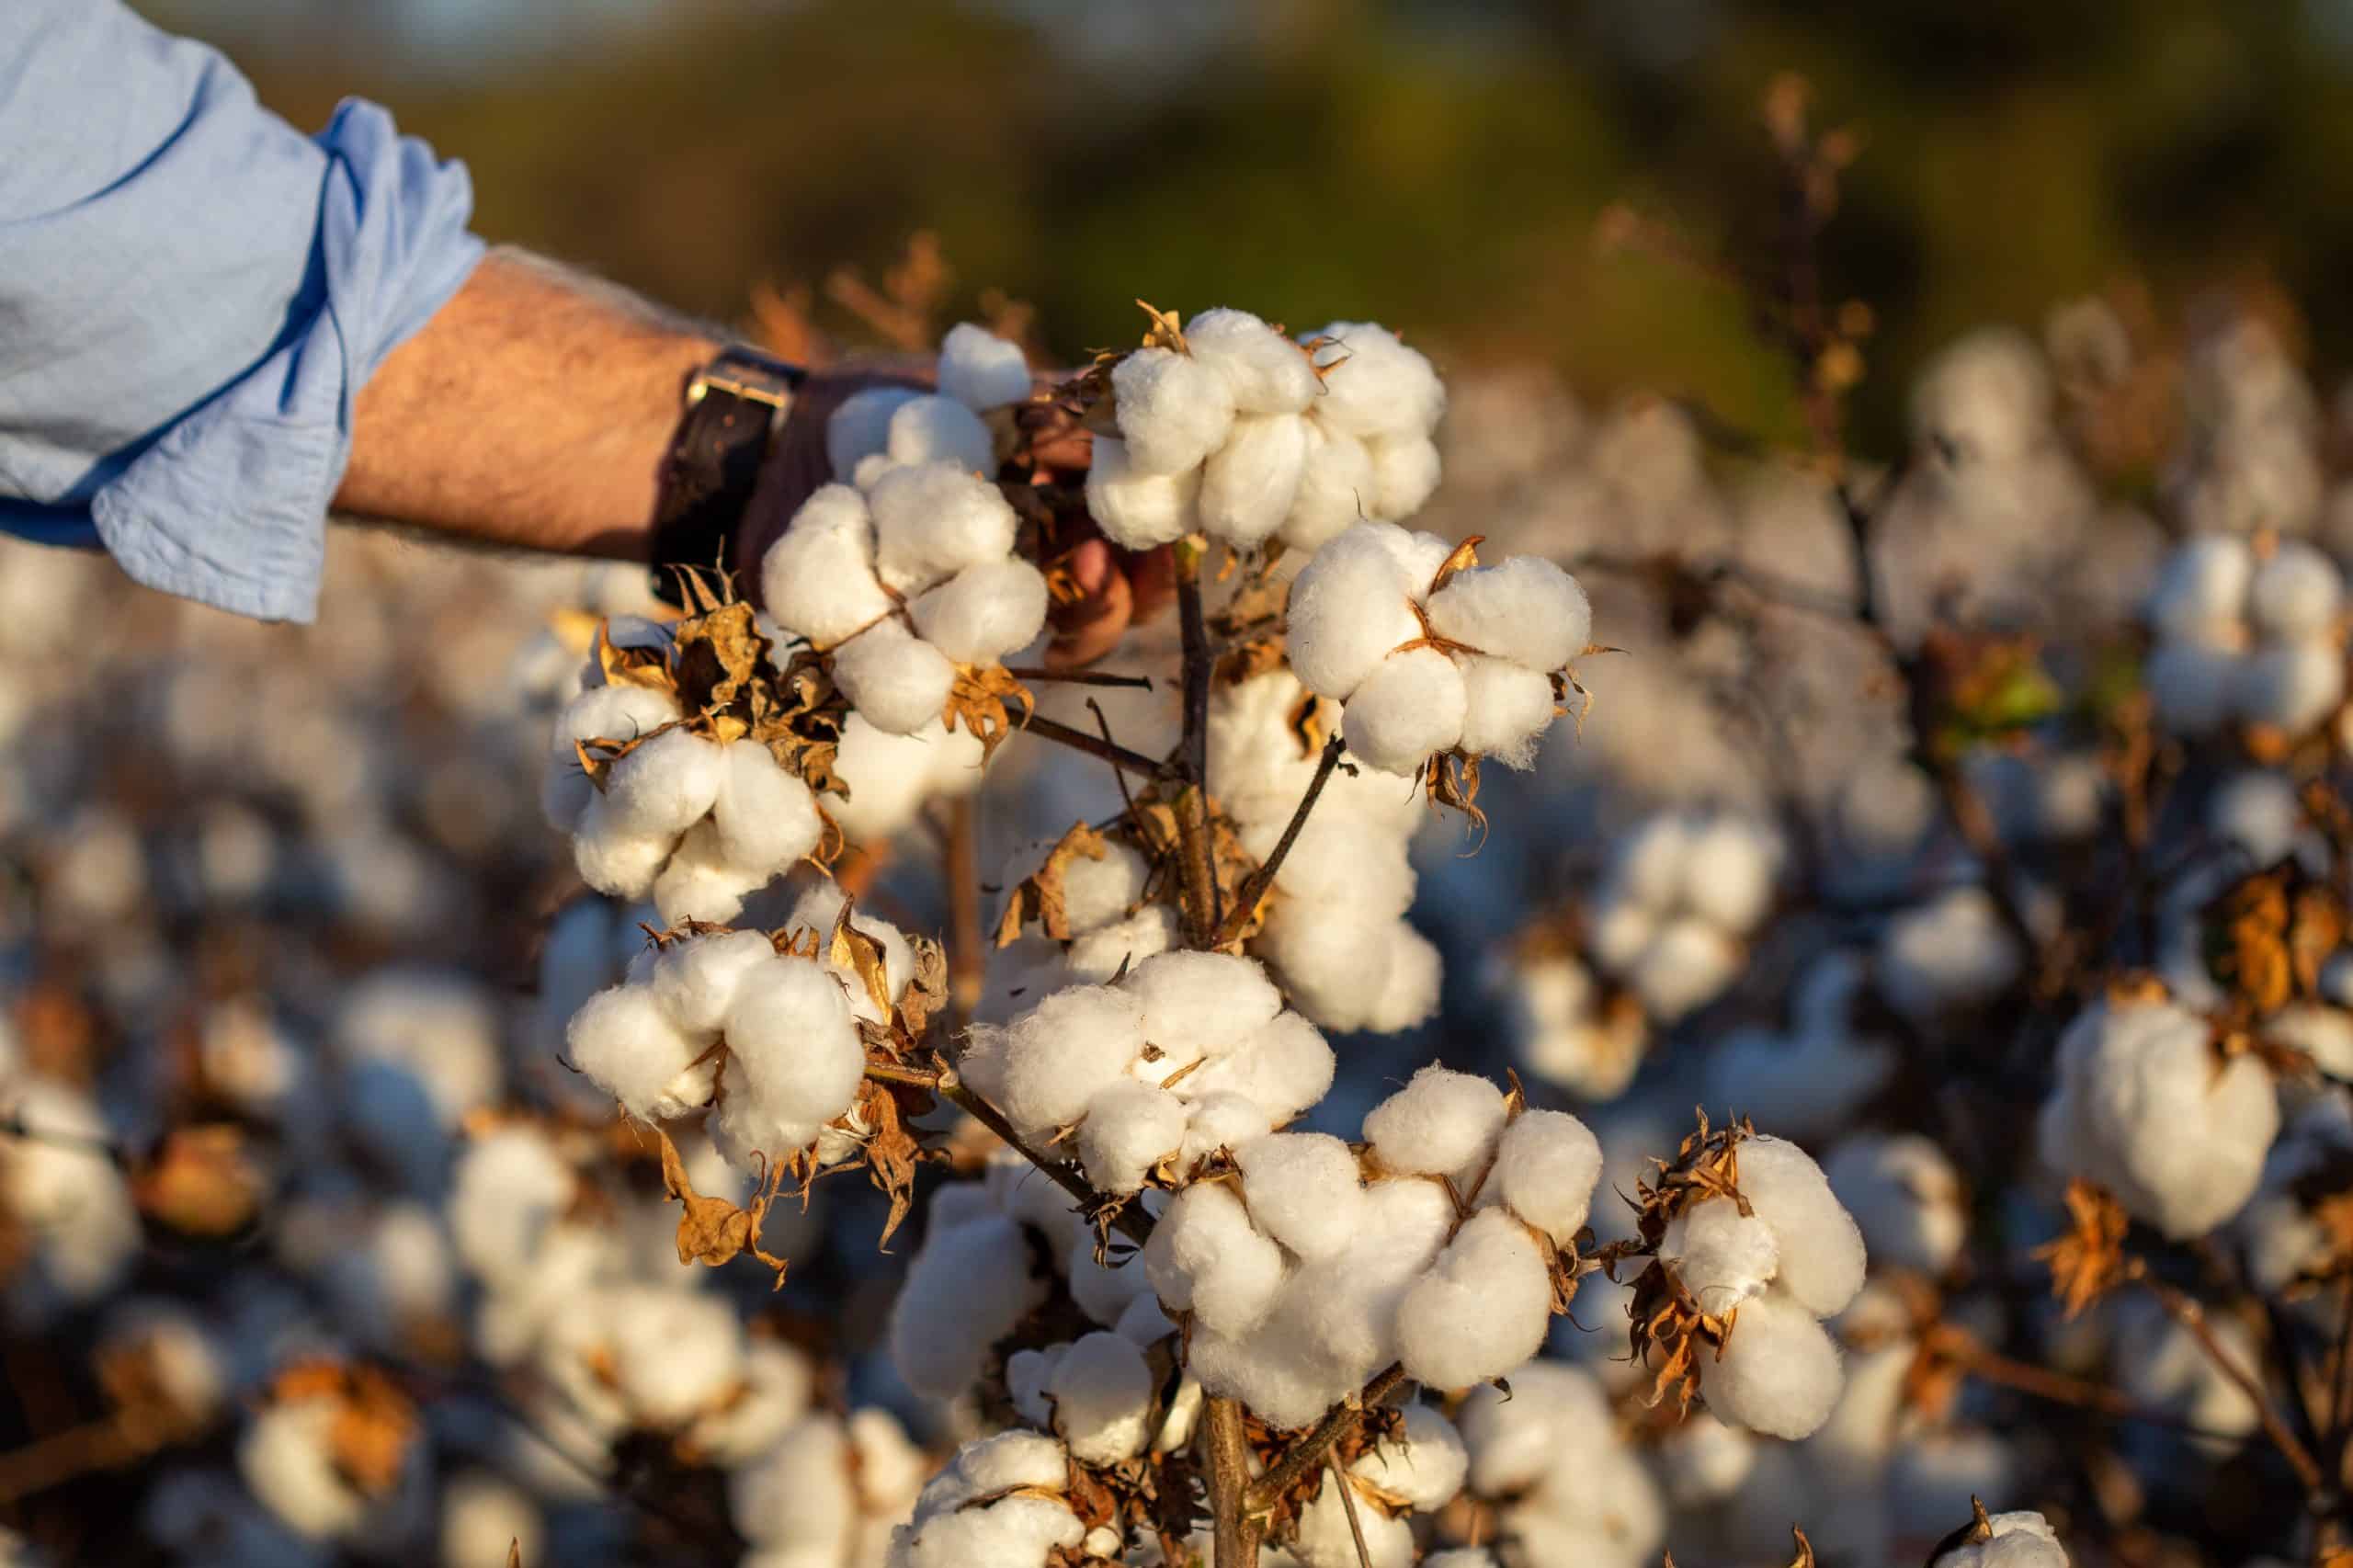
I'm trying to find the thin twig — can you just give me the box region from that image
[1246,1363,1408,1511]
[935,1076,1152,1247]
[1215,735,1347,947]
[1004,666,1154,690]
[2131,1269,2325,1492]
[1019,713,1171,780]
[1171,542,1222,946]
[1328,1453,1373,1568]
[862,1062,944,1090]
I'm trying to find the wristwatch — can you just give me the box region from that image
[648,346,809,607]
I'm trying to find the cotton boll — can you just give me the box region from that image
[1343,648,1467,775]
[1351,1403,1469,1512]
[1256,905,1408,1034]
[1086,435,1201,550]
[603,727,724,841]
[1397,1210,1552,1392]
[1188,308,1320,414]
[1007,1346,1068,1428]
[1705,1290,1845,1438]
[1736,1135,1868,1316]
[889,1213,1049,1398]
[866,460,1019,597]
[449,1128,574,1286]
[711,742,823,874]
[723,960,863,1126]
[1292,1480,1416,1568]
[827,387,923,477]
[1077,1080,1187,1193]
[650,929,778,1037]
[1288,1176,1458,1389]
[1360,921,1444,1034]
[1178,1010,1336,1124]
[1425,1552,1501,1568]
[1456,656,1558,769]
[652,820,769,926]
[1283,523,1426,698]
[970,984,1148,1134]
[1492,1109,1603,1243]
[1127,950,1284,1057]
[1303,322,1446,441]
[910,558,1050,664]
[1065,903,1180,983]
[2239,641,2344,733]
[832,621,956,735]
[2146,533,2255,642]
[881,394,995,479]
[1112,347,1237,474]
[1363,1065,1507,1187]
[1235,1132,1365,1261]
[441,1471,541,1568]
[1825,1133,1968,1277]
[1241,813,1415,919]
[1626,915,1744,1023]
[1180,1091,1278,1171]
[1199,413,1309,543]
[2251,540,2343,640]
[788,882,917,1003]
[1425,556,1591,675]
[1930,1510,2070,1568]
[1661,1198,1781,1313]
[1046,1332,1154,1464]
[1053,838,1151,934]
[1877,886,2023,1021]
[1142,1181,1288,1335]
[762,484,895,648]
[938,323,1032,412]
[1366,434,1442,519]
[566,984,710,1121]
[893,1494,1084,1568]
[1680,816,1780,933]
[240,1401,371,1540]
[1069,1243,1154,1329]
[1283,418,1379,551]
[559,681,682,752]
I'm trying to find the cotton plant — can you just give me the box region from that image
[1586,809,1784,1024]
[2143,532,2347,738]
[1487,940,1650,1100]
[1704,951,1897,1141]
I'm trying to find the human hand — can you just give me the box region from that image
[736,364,1171,669]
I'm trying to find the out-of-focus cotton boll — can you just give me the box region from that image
[1912,326,2052,468]
[1426,556,1591,675]
[1928,1509,2070,1568]
[880,393,995,479]
[1497,951,1650,1100]
[1704,1288,1845,1439]
[937,323,1032,412]
[2250,540,2343,640]
[827,386,923,477]
[1363,1066,1506,1186]
[867,460,1019,595]
[1112,346,1237,475]
[4,1082,140,1312]
[1292,1476,1416,1567]
[1824,1132,1969,1277]
[2113,1294,2262,1446]
[1343,648,1467,775]
[909,557,1049,664]
[1367,433,1443,520]
[1284,418,1380,551]
[830,620,957,735]
[1304,322,1446,441]
[1877,885,2023,1022]
[760,483,895,649]
[1199,412,1309,543]
[2146,534,2255,643]
[2238,641,2345,733]
[439,1471,541,1568]
[1086,435,1201,550]
[2147,641,2245,734]
[239,1399,381,1541]
[1284,524,1427,699]
[2040,991,2279,1238]
[333,972,503,1127]
[1187,307,1320,414]
[889,1207,1048,1400]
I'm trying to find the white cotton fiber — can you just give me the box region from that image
[652,819,767,926]
[710,742,822,874]
[653,929,780,1037]
[1112,346,1237,474]
[1344,648,1467,775]
[1661,1198,1780,1314]
[723,959,864,1126]
[2251,540,2343,639]
[572,794,673,901]
[881,393,995,478]
[969,983,1147,1134]
[1055,837,1150,934]
[1188,308,1320,414]
[710,1056,819,1168]
[1299,1176,1458,1381]
[1178,1009,1336,1124]
[1069,1244,1154,1329]
[1366,525,1455,597]
[1361,920,1445,1034]
[1426,556,1591,675]
[1235,1132,1365,1261]
[910,558,1050,664]
[2238,641,2344,733]
[1680,816,1781,933]
[1179,1091,1276,1170]
[761,483,895,648]
[1492,1108,1604,1243]
[827,387,922,478]
[1255,904,1409,1034]
[832,621,956,735]
[787,881,917,1002]
[1353,1403,1470,1512]
[938,323,1032,413]
[1367,434,1442,519]
[1363,1065,1507,1187]
[1283,521,1426,698]
[1704,1289,1844,1438]
[867,460,1020,595]
[1078,1079,1187,1193]
[1396,1210,1552,1392]
[1065,903,1179,983]
[1086,434,1201,549]
[1294,1481,1416,1568]
[559,681,681,751]
[567,983,707,1120]
[889,1213,1048,1398]
[1304,322,1446,440]
[1127,950,1284,1057]
[2146,533,2255,642]
[1876,886,2022,1021]
[1735,1136,1867,1316]
[1143,1180,1288,1335]
[1824,1133,1968,1277]
[1930,1511,2069,1568]
[1199,412,1309,543]
[1242,813,1416,918]
[1046,1332,1154,1465]
[1456,656,1558,769]
[1283,418,1379,552]
[603,726,724,841]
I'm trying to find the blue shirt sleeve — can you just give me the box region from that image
[0,0,483,622]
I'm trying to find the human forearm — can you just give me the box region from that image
[335,246,721,561]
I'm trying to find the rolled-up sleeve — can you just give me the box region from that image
[0,0,483,621]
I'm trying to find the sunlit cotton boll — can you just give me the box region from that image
[1425,555,1591,676]
[1086,435,1201,549]
[761,483,897,650]
[1363,1066,1507,1187]
[1928,1510,2070,1568]
[937,323,1033,412]
[826,386,923,477]
[1343,648,1467,775]
[831,620,957,735]
[1283,419,1380,552]
[866,460,1019,595]
[1283,523,1428,699]
[565,983,710,1122]
[600,726,724,843]
[1111,345,1237,475]
[880,393,995,478]
[1302,321,1446,441]
[1186,308,1320,415]
[909,558,1050,665]
[1198,412,1309,543]
[1395,1209,1553,1392]
[1702,1289,1846,1439]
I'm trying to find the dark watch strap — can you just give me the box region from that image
[648,347,808,607]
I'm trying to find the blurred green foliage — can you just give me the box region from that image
[159,0,2353,456]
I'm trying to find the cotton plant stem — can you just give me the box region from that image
[1020,713,1172,781]
[2131,1270,2326,1493]
[933,1075,1154,1248]
[1329,1454,1374,1568]
[1215,734,1347,947]
[1003,666,1154,690]
[1208,1392,1258,1568]
[1245,1363,1409,1512]
[1948,1335,2256,1444]
[944,796,983,1028]
[1171,541,1223,948]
